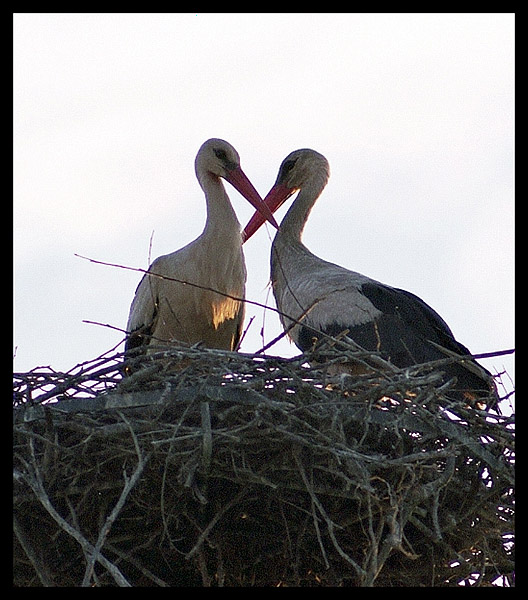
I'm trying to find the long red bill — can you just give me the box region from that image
[242,183,294,243]
[225,167,279,232]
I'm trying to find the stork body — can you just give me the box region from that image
[125,139,276,363]
[126,226,246,355]
[244,149,497,402]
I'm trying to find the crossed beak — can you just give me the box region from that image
[224,167,280,233]
[242,183,295,243]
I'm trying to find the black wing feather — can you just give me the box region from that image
[297,282,495,399]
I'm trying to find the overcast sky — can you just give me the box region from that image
[13,13,514,403]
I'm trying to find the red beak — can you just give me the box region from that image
[225,167,279,232]
[242,183,295,243]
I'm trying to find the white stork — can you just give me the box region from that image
[243,148,497,405]
[125,138,278,368]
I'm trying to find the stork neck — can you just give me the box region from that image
[199,172,241,240]
[277,178,324,243]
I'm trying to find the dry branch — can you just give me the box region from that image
[13,344,514,587]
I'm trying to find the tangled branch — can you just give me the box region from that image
[13,342,514,587]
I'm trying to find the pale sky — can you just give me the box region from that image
[13,13,514,402]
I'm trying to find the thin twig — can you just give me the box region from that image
[82,412,150,586]
[185,487,250,560]
[15,463,131,587]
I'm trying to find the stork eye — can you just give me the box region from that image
[214,148,228,161]
[282,159,297,174]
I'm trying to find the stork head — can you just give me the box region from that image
[196,139,279,230]
[273,148,330,191]
[196,138,242,179]
[243,149,330,242]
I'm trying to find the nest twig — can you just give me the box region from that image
[13,344,514,587]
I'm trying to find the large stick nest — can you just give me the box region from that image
[13,343,514,587]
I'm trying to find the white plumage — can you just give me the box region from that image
[271,245,384,339]
[243,149,497,404]
[125,139,276,367]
